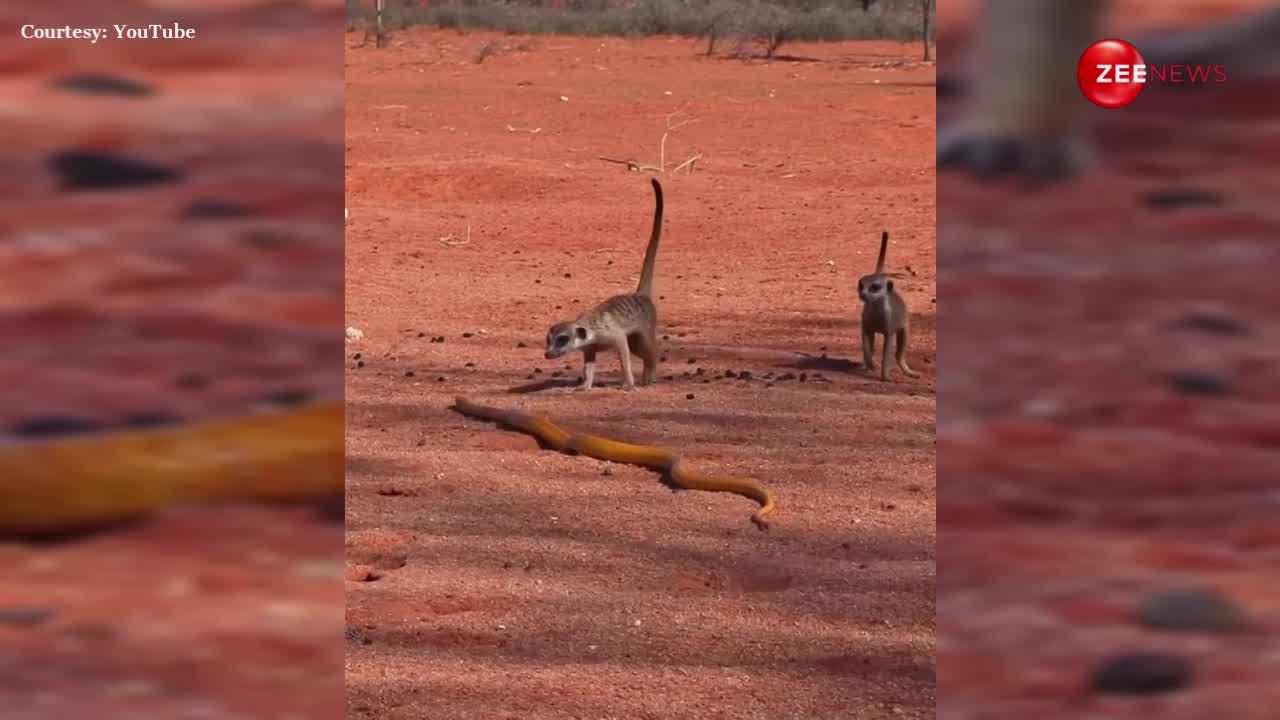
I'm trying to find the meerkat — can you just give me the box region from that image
[858,231,918,382]
[941,0,1280,182]
[544,178,664,391]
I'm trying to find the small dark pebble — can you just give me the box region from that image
[357,360,365,368]
[173,373,209,389]
[534,368,543,374]
[701,379,711,384]
[435,336,446,343]
[0,607,57,626]
[11,416,104,438]
[1142,188,1227,211]
[418,332,426,337]
[687,358,697,364]
[1167,372,1232,396]
[462,332,474,338]
[180,199,255,220]
[53,73,154,97]
[663,335,670,340]
[404,371,415,377]
[353,353,362,360]
[517,342,527,348]
[121,412,183,429]
[1138,587,1247,633]
[660,355,668,362]
[820,346,828,352]
[664,375,674,381]
[465,362,476,368]
[535,279,542,284]
[260,389,312,407]
[526,374,535,380]
[1169,313,1250,337]
[686,394,695,400]
[551,371,562,378]
[695,368,704,376]
[1090,652,1194,696]
[49,150,182,191]
[437,377,445,382]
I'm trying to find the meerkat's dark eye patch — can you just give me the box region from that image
[575,327,588,340]
[870,282,882,292]
[555,335,570,347]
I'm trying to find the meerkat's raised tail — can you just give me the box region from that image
[635,178,664,296]
[875,230,889,274]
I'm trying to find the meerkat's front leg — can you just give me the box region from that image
[580,348,598,391]
[616,336,636,389]
[862,329,877,372]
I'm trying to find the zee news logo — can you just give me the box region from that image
[1077,39,1228,109]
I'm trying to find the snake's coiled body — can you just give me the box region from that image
[452,396,776,529]
[0,403,344,537]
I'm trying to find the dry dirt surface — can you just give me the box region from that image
[0,2,344,718]
[345,29,936,720]
[939,2,1280,718]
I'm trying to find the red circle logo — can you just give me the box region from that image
[1078,39,1147,108]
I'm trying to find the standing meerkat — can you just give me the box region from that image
[544,178,664,391]
[858,231,918,382]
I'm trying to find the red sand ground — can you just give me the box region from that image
[345,29,936,720]
[939,2,1280,718]
[0,2,343,718]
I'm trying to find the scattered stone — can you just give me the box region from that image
[173,372,209,389]
[1138,587,1247,633]
[120,412,182,429]
[465,362,476,368]
[180,199,255,220]
[353,353,362,360]
[1169,313,1250,337]
[11,416,104,438]
[1142,188,1227,211]
[686,393,695,400]
[404,370,415,377]
[437,377,446,382]
[516,341,527,348]
[462,332,474,338]
[1167,372,1232,396]
[50,150,182,190]
[346,327,364,342]
[356,360,365,368]
[0,606,57,626]
[1090,651,1193,696]
[53,73,153,97]
[261,389,312,407]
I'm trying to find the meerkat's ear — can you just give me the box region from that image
[575,326,588,340]
[886,279,895,292]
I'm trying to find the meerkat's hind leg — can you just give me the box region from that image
[880,330,893,382]
[862,330,877,372]
[895,328,920,378]
[630,331,658,385]
[579,348,598,391]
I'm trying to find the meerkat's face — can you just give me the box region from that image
[545,322,591,359]
[858,274,893,303]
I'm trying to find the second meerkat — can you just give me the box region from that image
[544,178,664,390]
[858,230,919,382]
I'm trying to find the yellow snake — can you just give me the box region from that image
[0,403,343,537]
[452,396,776,530]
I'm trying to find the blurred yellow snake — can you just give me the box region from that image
[0,403,343,537]
[452,396,776,529]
